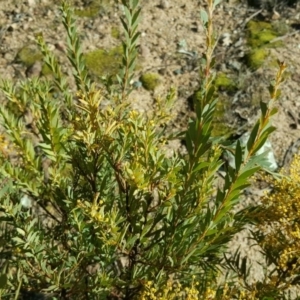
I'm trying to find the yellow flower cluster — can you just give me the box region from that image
[137,277,200,300]
[129,110,139,120]
[0,134,10,157]
[255,154,300,284]
[76,199,108,223]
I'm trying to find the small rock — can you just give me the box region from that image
[25,61,42,78]
[272,10,280,20]
[229,60,242,71]
[23,23,30,30]
[173,69,182,75]
[132,80,142,89]
[54,42,65,53]
[158,68,166,75]
[159,0,169,9]
[20,194,33,208]
[4,52,14,61]
[7,25,14,32]
[139,44,151,59]
[221,33,232,47]
[12,13,24,23]
[27,0,36,6]
[234,38,243,48]
[292,73,300,83]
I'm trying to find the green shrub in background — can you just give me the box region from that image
[0,0,287,299]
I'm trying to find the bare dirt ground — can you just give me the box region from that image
[1,0,300,290]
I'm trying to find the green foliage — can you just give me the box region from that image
[111,26,121,39]
[85,46,123,78]
[140,73,161,91]
[191,90,233,138]
[74,0,113,18]
[246,20,285,48]
[0,0,287,299]
[205,72,238,137]
[246,20,285,69]
[15,45,42,67]
[247,21,277,47]
[74,7,100,18]
[246,47,269,70]
[214,72,237,92]
[272,20,290,36]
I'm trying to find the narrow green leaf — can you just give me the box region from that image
[41,149,56,161]
[43,284,59,292]
[235,140,242,172]
[12,237,25,244]
[261,122,276,134]
[185,131,194,155]
[99,174,109,194]
[123,6,132,25]
[216,189,225,205]
[206,228,218,236]
[131,32,141,47]
[245,151,270,170]
[192,162,210,173]
[206,87,216,103]
[127,235,139,248]
[268,84,275,97]
[141,221,153,239]
[119,224,130,251]
[24,252,35,258]
[145,227,165,241]
[16,228,26,236]
[247,122,259,152]
[269,107,278,117]
[0,179,12,198]
[27,231,38,244]
[200,9,208,26]
[128,58,136,72]
[260,101,268,118]
[252,135,270,155]
[124,31,130,47]
[0,216,13,222]
[182,247,198,264]
[167,256,174,267]
[232,179,250,192]
[226,188,241,204]
[213,0,222,8]
[120,18,129,34]
[0,274,7,289]
[132,0,139,9]
[131,8,141,29]
[214,207,230,225]
[238,166,260,181]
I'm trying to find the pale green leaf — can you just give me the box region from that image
[200,9,208,26]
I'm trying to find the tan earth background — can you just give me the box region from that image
[1,0,300,292]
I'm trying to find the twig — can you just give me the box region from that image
[270,30,299,43]
[242,9,263,29]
